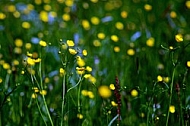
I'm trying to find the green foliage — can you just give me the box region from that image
[0,0,190,125]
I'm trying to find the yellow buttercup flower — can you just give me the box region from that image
[22,22,31,29]
[170,11,177,18]
[93,40,101,47]
[97,33,105,39]
[144,4,152,11]
[175,34,183,42]
[40,90,47,95]
[27,57,35,66]
[81,90,88,96]
[109,84,115,90]
[86,66,92,72]
[121,11,128,18]
[146,37,155,47]
[3,63,10,70]
[169,105,175,113]
[187,61,190,67]
[115,22,124,30]
[39,40,47,47]
[127,49,135,56]
[15,39,23,47]
[67,40,75,46]
[131,89,138,97]
[82,49,87,56]
[111,101,118,107]
[98,85,112,98]
[82,20,90,30]
[87,91,94,98]
[91,16,100,25]
[186,1,190,9]
[111,35,119,42]
[39,10,48,22]
[77,113,83,119]
[157,75,163,82]
[60,68,65,75]
[114,46,120,52]
[0,12,6,20]
[62,13,70,21]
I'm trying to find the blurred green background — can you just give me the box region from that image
[0,0,190,125]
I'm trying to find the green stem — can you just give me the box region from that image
[77,76,82,113]
[166,67,176,126]
[61,74,66,126]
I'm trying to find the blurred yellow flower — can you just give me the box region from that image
[0,12,6,19]
[98,85,112,98]
[115,22,124,30]
[97,33,105,39]
[87,91,94,98]
[175,34,183,42]
[157,75,163,82]
[146,37,155,47]
[67,40,75,46]
[22,22,31,29]
[111,101,118,107]
[3,63,10,70]
[186,1,190,9]
[114,46,120,52]
[39,11,48,22]
[33,58,41,63]
[14,47,22,54]
[25,43,32,50]
[127,49,135,56]
[15,39,23,47]
[91,0,98,3]
[88,75,96,84]
[44,4,51,11]
[131,89,138,97]
[39,40,47,47]
[13,11,20,18]
[86,66,92,72]
[144,4,152,11]
[163,77,170,83]
[109,84,115,90]
[65,0,74,7]
[111,35,119,42]
[13,60,19,65]
[32,93,37,99]
[69,48,77,55]
[187,61,190,67]
[91,16,100,25]
[84,74,91,79]
[60,68,65,75]
[93,40,101,47]
[121,11,128,18]
[8,5,16,12]
[76,56,85,67]
[40,90,47,95]
[82,49,87,56]
[169,105,175,113]
[0,77,2,83]
[27,57,35,66]
[77,113,83,119]
[35,0,42,5]
[82,20,90,30]
[62,13,70,21]
[81,90,88,96]
[170,11,177,18]
[32,87,39,93]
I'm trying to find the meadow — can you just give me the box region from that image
[0,0,190,126]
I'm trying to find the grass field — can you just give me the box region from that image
[0,0,190,126]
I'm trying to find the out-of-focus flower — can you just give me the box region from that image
[91,16,100,25]
[169,105,175,113]
[146,37,155,47]
[175,34,183,42]
[144,4,152,11]
[69,48,77,55]
[98,85,112,98]
[67,40,75,46]
[115,22,124,30]
[131,89,138,97]
[39,40,47,47]
[127,49,135,56]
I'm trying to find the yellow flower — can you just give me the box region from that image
[15,39,23,47]
[82,20,90,30]
[111,101,118,107]
[35,0,42,5]
[65,0,74,7]
[0,12,6,20]
[82,49,87,56]
[121,11,128,18]
[32,93,37,99]
[187,61,190,67]
[127,49,135,56]
[40,90,47,95]
[13,60,19,65]
[93,40,101,47]
[109,84,115,90]
[144,4,152,11]
[13,11,20,18]
[97,33,105,39]
[76,56,85,67]
[25,43,32,49]
[60,68,65,75]
[88,75,96,84]
[175,34,183,42]
[163,77,170,83]
[157,75,163,82]
[39,10,48,22]
[90,0,98,3]
[67,40,75,46]
[77,113,83,119]
[170,11,177,18]
[98,85,112,98]
[33,58,41,63]
[111,35,119,42]
[169,105,175,113]
[39,40,47,47]
[8,5,16,12]
[131,89,138,97]
[3,63,10,70]
[27,57,35,66]
[84,74,91,79]
[146,37,155,47]
[91,16,100,25]
[115,22,124,30]
[62,13,70,21]
[76,67,85,71]
[14,47,22,54]
[186,1,190,9]
[81,90,88,96]
[114,46,120,52]
[69,48,77,55]
[22,22,31,29]
[86,66,92,72]
[32,87,39,93]
[44,4,51,11]
[87,91,94,98]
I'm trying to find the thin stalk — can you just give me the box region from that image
[77,75,82,113]
[166,67,176,126]
[61,74,66,126]
[39,56,54,126]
